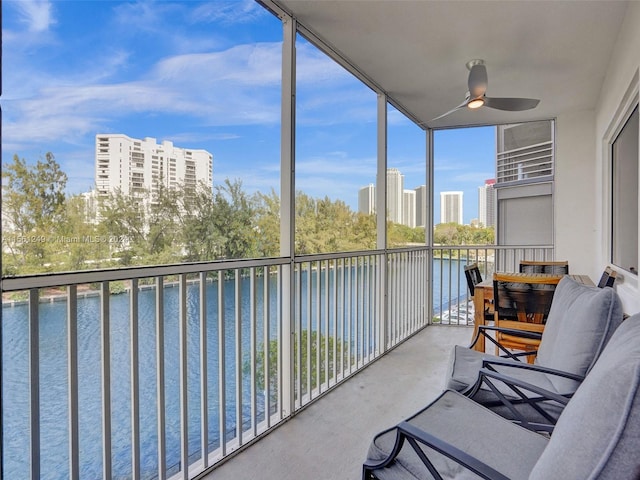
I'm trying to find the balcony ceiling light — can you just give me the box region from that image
[467,97,485,109]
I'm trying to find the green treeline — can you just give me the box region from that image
[433,222,495,246]
[1,153,493,276]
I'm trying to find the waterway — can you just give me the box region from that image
[1,258,467,478]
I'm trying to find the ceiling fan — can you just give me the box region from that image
[431,59,540,122]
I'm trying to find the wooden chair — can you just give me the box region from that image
[464,263,493,323]
[597,266,617,288]
[493,272,562,361]
[519,260,569,275]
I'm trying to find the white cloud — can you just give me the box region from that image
[112,1,178,32]
[152,43,282,87]
[297,153,376,178]
[3,41,288,149]
[190,0,266,25]
[10,0,55,33]
[295,42,351,86]
[4,32,377,151]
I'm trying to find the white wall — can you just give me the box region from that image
[594,1,640,314]
[554,111,597,278]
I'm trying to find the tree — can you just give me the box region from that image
[433,222,494,246]
[352,213,377,250]
[98,183,185,266]
[180,181,225,262]
[211,178,258,260]
[98,188,148,265]
[54,195,104,271]
[2,153,68,274]
[144,182,182,264]
[253,189,281,257]
[316,196,357,252]
[388,222,425,247]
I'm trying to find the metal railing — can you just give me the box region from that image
[1,245,551,479]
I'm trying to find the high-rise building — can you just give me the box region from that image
[359,169,423,228]
[386,168,404,224]
[440,191,463,224]
[403,190,416,228]
[358,183,376,215]
[478,179,497,228]
[414,185,427,228]
[95,134,213,200]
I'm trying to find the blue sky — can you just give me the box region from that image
[2,0,496,224]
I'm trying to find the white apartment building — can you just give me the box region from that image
[478,179,497,228]
[386,168,404,224]
[414,185,427,228]
[403,190,416,228]
[358,183,376,215]
[359,171,423,228]
[440,191,463,224]
[95,134,213,200]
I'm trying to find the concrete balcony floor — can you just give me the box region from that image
[205,325,473,480]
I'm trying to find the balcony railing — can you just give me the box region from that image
[1,244,552,479]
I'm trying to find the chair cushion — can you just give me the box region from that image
[446,344,569,424]
[367,390,548,480]
[445,344,559,390]
[445,345,489,392]
[530,313,640,479]
[534,276,623,392]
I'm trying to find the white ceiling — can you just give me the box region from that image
[270,0,629,129]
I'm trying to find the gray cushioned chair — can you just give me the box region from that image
[364,313,640,480]
[445,276,623,424]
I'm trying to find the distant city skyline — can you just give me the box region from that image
[358,170,496,228]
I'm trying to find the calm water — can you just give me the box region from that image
[2,259,466,479]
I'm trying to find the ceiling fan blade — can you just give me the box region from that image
[430,98,470,122]
[468,64,488,98]
[483,97,540,111]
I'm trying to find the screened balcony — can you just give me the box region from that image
[3,1,640,479]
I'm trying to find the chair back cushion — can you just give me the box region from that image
[535,276,623,392]
[530,314,640,479]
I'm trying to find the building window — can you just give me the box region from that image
[496,120,553,185]
[495,120,555,246]
[611,104,639,275]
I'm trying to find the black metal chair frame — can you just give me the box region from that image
[468,324,541,362]
[466,358,583,432]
